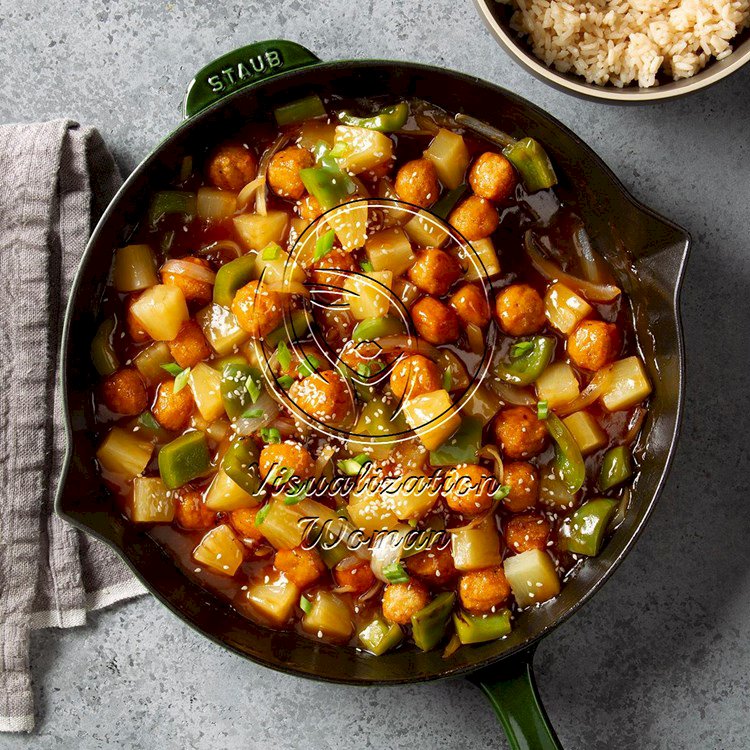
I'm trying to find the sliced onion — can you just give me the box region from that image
[314,444,337,480]
[370,529,407,583]
[489,378,537,406]
[572,225,606,283]
[624,406,646,446]
[376,335,441,361]
[454,113,516,148]
[272,414,305,439]
[197,240,243,261]
[478,445,504,485]
[255,132,295,216]
[236,175,266,212]
[609,487,631,531]
[466,323,485,355]
[233,392,280,435]
[442,632,462,659]
[160,258,216,284]
[556,366,613,417]
[525,231,621,303]
[358,581,384,602]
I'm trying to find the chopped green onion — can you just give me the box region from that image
[356,363,371,378]
[313,229,336,262]
[260,427,282,444]
[442,369,453,391]
[241,407,264,419]
[337,456,369,476]
[360,260,374,273]
[262,244,280,261]
[537,400,549,420]
[383,562,410,584]
[277,375,295,390]
[148,190,196,227]
[255,503,271,526]
[511,341,535,359]
[493,485,511,501]
[298,355,320,378]
[329,142,351,159]
[299,595,313,614]
[276,341,292,372]
[161,363,183,376]
[173,367,191,393]
[284,481,309,505]
[274,95,327,127]
[245,375,261,403]
[138,411,161,432]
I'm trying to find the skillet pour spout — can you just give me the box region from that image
[54,40,689,750]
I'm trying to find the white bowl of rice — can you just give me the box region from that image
[474,0,750,101]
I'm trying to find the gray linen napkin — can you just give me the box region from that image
[0,119,146,733]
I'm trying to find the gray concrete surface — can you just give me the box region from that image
[1,0,749,747]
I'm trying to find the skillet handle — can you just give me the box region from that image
[469,647,562,750]
[183,40,322,119]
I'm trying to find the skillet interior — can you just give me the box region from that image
[57,62,688,684]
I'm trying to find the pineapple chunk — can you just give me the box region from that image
[347,487,401,535]
[544,283,593,335]
[402,389,461,451]
[333,125,393,174]
[129,284,189,341]
[563,411,606,455]
[365,228,415,276]
[257,498,310,549]
[196,187,237,221]
[600,357,652,411]
[233,211,289,251]
[451,519,502,571]
[245,575,300,626]
[189,362,225,421]
[377,179,412,226]
[193,524,245,576]
[134,341,172,385]
[302,592,353,641]
[96,427,153,479]
[423,128,470,189]
[204,469,260,511]
[385,473,440,521]
[131,476,174,523]
[196,303,251,355]
[536,362,580,408]
[113,244,158,292]
[254,245,306,286]
[326,200,368,251]
[464,238,501,280]
[344,270,393,320]
[403,210,448,248]
[504,549,561,607]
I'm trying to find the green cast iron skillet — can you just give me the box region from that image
[55,41,690,749]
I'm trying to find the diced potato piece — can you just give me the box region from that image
[563,411,606,455]
[600,356,652,411]
[196,187,237,220]
[196,303,251,355]
[504,549,561,607]
[402,390,461,451]
[245,575,300,626]
[96,427,153,479]
[334,125,393,174]
[113,244,158,292]
[193,524,245,576]
[131,476,174,523]
[326,200,368,251]
[344,270,393,320]
[254,245,306,285]
[204,469,260,511]
[423,128,470,189]
[233,211,289,251]
[134,341,172,385]
[464,238,501,280]
[403,211,448,248]
[189,363,225,422]
[365,228,415,276]
[384,473,440,521]
[539,470,578,510]
[544,282,592,335]
[299,120,336,150]
[451,519,502,571]
[130,284,189,341]
[302,591,353,641]
[536,362,579,408]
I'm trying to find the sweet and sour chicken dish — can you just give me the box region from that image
[92,96,652,656]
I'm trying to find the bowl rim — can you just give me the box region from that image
[473,0,750,102]
[55,57,691,684]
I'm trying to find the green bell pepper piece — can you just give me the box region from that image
[411,591,456,652]
[559,498,618,556]
[502,137,558,192]
[351,316,406,342]
[299,163,357,211]
[264,309,312,348]
[274,94,326,127]
[358,617,404,655]
[599,446,633,491]
[307,520,351,568]
[348,399,409,458]
[429,417,482,466]
[211,354,247,372]
[158,431,210,489]
[546,413,586,494]
[213,254,255,308]
[91,317,119,376]
[338,102,409,133]
[148,190,196,227]
[432,184,468,220]
[220,363,263,419]
[453,609,512,644]
[496,336,555,386]
[221,438,262,497]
